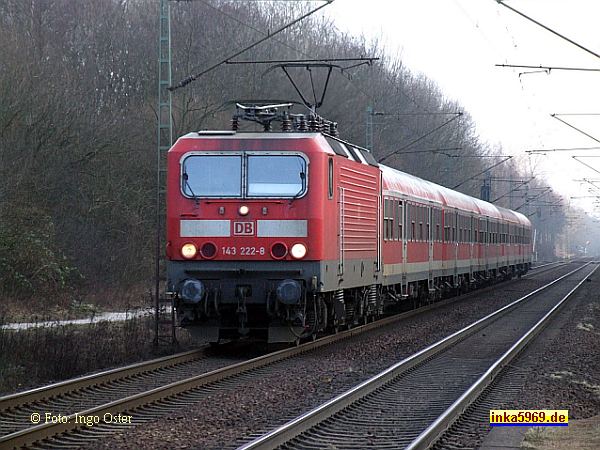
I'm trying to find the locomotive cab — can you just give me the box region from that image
[166,131,330,343]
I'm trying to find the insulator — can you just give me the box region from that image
[317,117,325,133]
[298,115,308,132]
[281,114,292,132]
[329,122,339,137]
[231,117,239,131]
[308,115,318,132]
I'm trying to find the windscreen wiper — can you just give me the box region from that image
[290,171,306,202]
[182,172,200,207]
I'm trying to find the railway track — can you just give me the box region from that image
[0,262,568,449]
[237,261,597,450]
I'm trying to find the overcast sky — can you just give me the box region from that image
[325,0,600,216]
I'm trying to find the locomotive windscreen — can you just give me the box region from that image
[182,155,242,197]
[181,152,307,198]
[247,155,306,197]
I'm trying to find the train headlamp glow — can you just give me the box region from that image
[181,243,197,259]
[290,243,307,259]
[239,205,249,216]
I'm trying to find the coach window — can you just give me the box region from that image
[469,217,473,243]
[444,212,449,242]
[392,200,400,241]
[391,200,397,240]
[426,208,430,241]
[394,200,401,240]
[452,216,456,242]
[383,199,391,240]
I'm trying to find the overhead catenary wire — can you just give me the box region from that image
[514,186,553,211]
[491,178,534,203]
[551,114,600,145]
[496,1,600,61]
[226,57,379,65]
[496,64,600,73]
[526,146,600,154]
[452,156,513,190]
[572,156,600,176]
[181,0,457,122]
[377,114,463,164]
[196,0,379,105]
[168,0,335,91]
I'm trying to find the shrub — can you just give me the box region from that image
[0,208,80,298]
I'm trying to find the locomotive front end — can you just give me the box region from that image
[166,132,327,343]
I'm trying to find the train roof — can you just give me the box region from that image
[178,131,323,139]
[172,131,530,227]
[380,164,531,227]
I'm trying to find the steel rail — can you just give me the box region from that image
[406,262,599,450]
[236,262,590,450]
[1,261,552,411]
[0,348,208,411]
[530,260,562,270]
[0,261,562,448]
[0,290,489,449]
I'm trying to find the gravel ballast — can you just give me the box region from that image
[93,264,589,449]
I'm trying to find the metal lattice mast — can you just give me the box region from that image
[155,0,174,346]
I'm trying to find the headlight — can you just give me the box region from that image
[290,243,307,259]
[239,205,249,216]
[181,243,197,259]
[270,242,288,259]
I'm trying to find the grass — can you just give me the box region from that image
[522,416,600,449]
[0,315,191,395]
[0,284,153,323]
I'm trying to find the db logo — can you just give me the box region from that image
[233,221,255,236]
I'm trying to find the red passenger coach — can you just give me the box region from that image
[165,103,533,343]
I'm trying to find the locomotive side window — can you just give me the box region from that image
[328,158,334,199]
[247,155,306,197]
[182,155,242,197]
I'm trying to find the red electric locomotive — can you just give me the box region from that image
[166,103,533,343]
